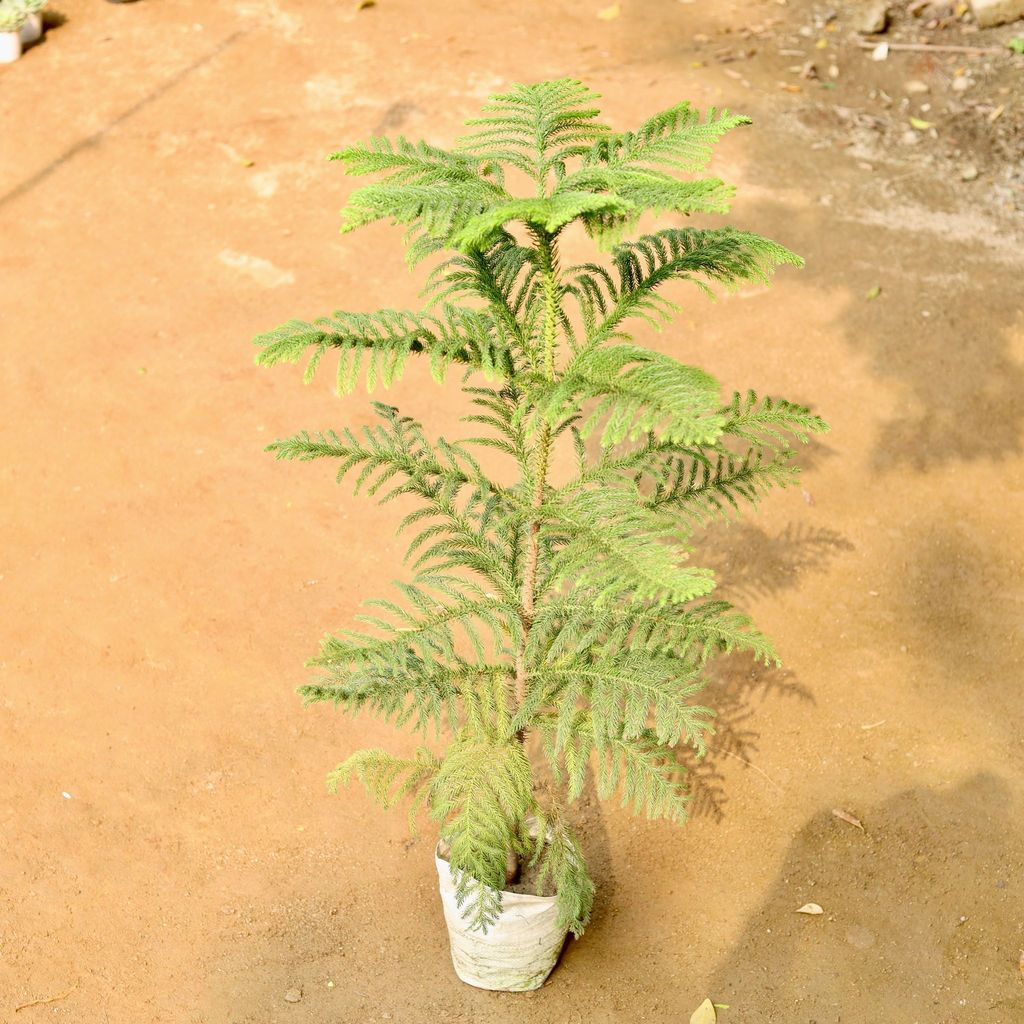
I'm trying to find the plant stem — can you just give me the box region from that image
[513,233,560,725]
[507,233,559,884]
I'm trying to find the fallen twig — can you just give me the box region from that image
[855,40,1005,55]
[719,749,784,793]
[13,985,77,1013]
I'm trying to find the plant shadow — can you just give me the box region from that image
[684,659,812,824]
[605,0,1024,472]
[739,147,1024,472]
[704,773,1024,1020]
[682,518,853,821]
[697,519,854,605]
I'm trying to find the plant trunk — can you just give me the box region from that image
[504,847,521,887]
[509,233,561,882]
[512,233,559,714]
[504,234,562,889]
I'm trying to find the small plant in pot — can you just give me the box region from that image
[257,79,827,991]
[0,1,28,62]
[18,0,47,46]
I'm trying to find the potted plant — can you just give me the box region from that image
[19,0,46,46]
[257,79,827,991]
[0,1,27,62]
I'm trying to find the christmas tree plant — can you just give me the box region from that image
[256,79,827,938]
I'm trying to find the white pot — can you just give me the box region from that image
[20,13,43,45]
[435,848,568,991]
[0,30,22,63]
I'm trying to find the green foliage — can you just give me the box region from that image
[0,2,27,30]
[258,79,827,937]
[254,306,513,390]
[527,342,725,446]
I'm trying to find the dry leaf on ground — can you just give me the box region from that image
[690,998,717,1024]
[832,808,864,830]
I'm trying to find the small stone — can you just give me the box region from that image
[904,79,929,94]
[856,1,890,33]
[970,0,1024,29]
[901,129,921,145]
[951,76,971,93]
[284,988,302,1003]
[960,164,979,181]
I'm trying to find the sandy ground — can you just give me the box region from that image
[2,1,1023,1021]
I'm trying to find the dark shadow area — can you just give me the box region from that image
[893,521,1022,753]
[705,774,1024,1021]
[373,100,422,135]
[686,660,812,823]
[681,521,851,820]
[698,520,854,604]
[772,189,1024,471]
[15,8,66,58]
[731,97,1024,472]
[901,521,998,681]
[786,437,838,477]
[605,0,1024,472]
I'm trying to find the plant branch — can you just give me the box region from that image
[854,39,1005,56]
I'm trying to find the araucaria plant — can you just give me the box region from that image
[0,2,28,32]
[257,80,826,952]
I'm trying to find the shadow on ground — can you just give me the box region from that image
[686,659,811,824]
[611,0,1024,473]
[699,519,854,606]
[684,518,852,821]
[705,773,1024,1022]
[741,163,1024,473]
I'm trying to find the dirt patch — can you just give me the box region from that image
[1,1,1022,1022]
